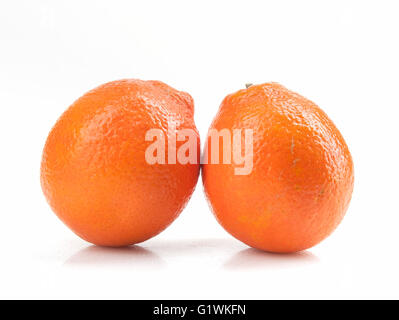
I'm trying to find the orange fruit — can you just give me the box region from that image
[202,83,354,253]
[41,79,200,246]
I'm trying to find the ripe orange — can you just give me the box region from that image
[41,79,200,246]
[202,83,354,253]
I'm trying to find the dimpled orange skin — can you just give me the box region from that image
[41,79,200,246]
[202,83,354,253]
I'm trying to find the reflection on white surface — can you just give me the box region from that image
[63,238,318,271]
[64,245,165,268]
[144,238,243,255]
[224,248,319,270]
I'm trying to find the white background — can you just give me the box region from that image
[0,0,398,299]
